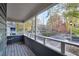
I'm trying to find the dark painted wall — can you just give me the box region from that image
[24,36,63,56]
[7,35,24,44]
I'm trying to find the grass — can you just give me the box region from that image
[42,31,57,37]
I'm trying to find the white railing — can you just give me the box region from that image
[25,33,79,56]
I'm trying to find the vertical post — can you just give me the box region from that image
[70,21,72,41]
[35,16,36,41]
[23,19,25,36]
[5,3,7,56]
[70,25,72,41]
[61,42,65,55]
[31,18,33,38]
[43,38,47,45]
[43,38,45,45]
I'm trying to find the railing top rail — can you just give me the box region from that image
[28,33,79,47]
[36,34,79,47]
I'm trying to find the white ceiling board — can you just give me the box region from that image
[7,3,55,22]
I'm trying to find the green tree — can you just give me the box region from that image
[64,3,79,37]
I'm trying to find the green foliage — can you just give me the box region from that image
[72,26,79,37]
[42,31,57,37]
[64,11,79,18]
[64,4,79,18]
[64,3,79,37]
[67,3,78,10]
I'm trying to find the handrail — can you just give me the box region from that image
[25,33,79,55]
[26,33,79,47]
[34,34,79,47]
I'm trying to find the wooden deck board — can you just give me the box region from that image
[16,44,22,56]
[14,44,19,56]
[8,45,12,56]
[21,45,28,56]
[6,43,35,56]
[20,45,27,56]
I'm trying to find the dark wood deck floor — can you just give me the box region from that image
[6,43,35,56]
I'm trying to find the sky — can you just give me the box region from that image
[37,10,49,25]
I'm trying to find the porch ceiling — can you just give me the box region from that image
[7,3,55,22]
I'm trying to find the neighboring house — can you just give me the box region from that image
[47,13,67,33]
